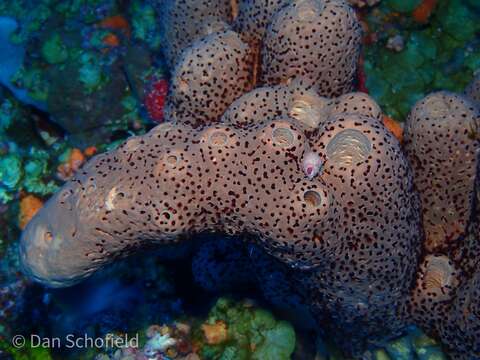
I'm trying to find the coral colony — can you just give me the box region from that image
[0,0,475,359]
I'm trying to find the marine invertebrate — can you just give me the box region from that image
[21,0,480,358]
[412,0,438,24]
[403,91,480,252]
[18,194,43,230]
[144,78,168,122]
[160,0,362,119]
[409,255,460,333]
[261,0,361,97]
[19,96,421,356]
[159,0,234,68]
[18,0,424,356]
[302,151,323,180]
[404,91,480,359]
[164,29,254,126]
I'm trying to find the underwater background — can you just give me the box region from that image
[0,0,479,359]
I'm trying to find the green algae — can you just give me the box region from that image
[385,335,415,359]
[364,0,480,120]
[41,34,69,65]
[77,52,105,92]
[23,148,59,196]
[0,148,60,204]
[0,153,22,193]
[10,66,49,102]
[0,338,53,360]
[130,0,161,50]
[384,0,421,13]
[199,298,296,360]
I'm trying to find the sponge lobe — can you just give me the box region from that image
[261,0,362,97]
[164,30,254,127]
[403,92,480,252]
[159,0,234,67]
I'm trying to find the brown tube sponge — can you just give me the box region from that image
[451,150,480,275]
[303,113,422,354]
[159,0,234,67]
[403,91,480,253]
[233,0,291,45]
[437,270,480,359]
[260,0,362,97]
[20,95,421,357]
[221,82,330,129]
[163,30,254,127]
[409,255,460,334]
[222,81,381,131]
[20,118,344,285]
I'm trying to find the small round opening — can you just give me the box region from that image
[303,190,322,208]
[289,99,324,128]
[59,190,73,210]
[86,180,96,193]
[272,127,294,147]
[326,129,371,166]
[424,256,453,290]
[178,78,189,93]
[165,154,179,168]
[44,232,53,242]
[106,187,127,211]
[161,210,172,221]
[208,131,228,147]
[423,95,450,118]
[60,189,72,201]
[297,2,320,20]
[125,137,141,152]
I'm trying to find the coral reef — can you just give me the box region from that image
[7,0,480,359]
[0,0,159,146]
[199,298,296,360]
[19,0,425,351]
[362,0,480,120]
